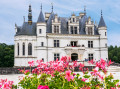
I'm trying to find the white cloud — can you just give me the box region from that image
[0,0,120,46]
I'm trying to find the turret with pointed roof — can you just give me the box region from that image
[37,4,45,23]
[98,10,106,27]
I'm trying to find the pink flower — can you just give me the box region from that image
[65,70,74,81]
[24,70,30,74]
[37,85,49,89]
[73,61,78,67]
[28,61,34,67]
[108,60,114,66]
[88,59,94,64]
[81,78,87,82]
[0,85,2,88]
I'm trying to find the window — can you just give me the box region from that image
[74,27,77,34]
[17,43,19,55]
[70,26,77,34]
[88,54,93,61]
[23,43,25,55]
[73,18,75,22]
[105,43,107,47]
[54,53,60,61]
[39,29,42,34]
[88,41,93,48]
[54,26,59,33]
[71,26,73,34]
[54,40,59,47]
[41,42,44,47]
[88,27,93,35]
[105,32,106,36]
[71,41,77,46]
[28,43,32,55]
[42,58,44,62]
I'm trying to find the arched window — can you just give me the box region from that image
[23,43,25,55]
[28,43,32,55]
[17,43,19,55]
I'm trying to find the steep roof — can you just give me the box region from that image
[47,12,55,33]
[98,16,106,27]
[37,11,45,23]
[15,22,36,36]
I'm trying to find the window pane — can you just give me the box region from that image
[18,43,19,55]
[28,43,32,55]
[23,43,25,55]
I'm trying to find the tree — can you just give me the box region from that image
[0,43,14,67]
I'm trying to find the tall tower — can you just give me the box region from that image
[28,5,32,25]
[98,10,108,60]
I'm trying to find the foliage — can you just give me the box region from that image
[108,45,120,63]
[16,57,120,89]
[0,43,14,67]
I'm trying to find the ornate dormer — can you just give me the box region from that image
[85,16,94,35]
[52,14,61,34]
[68,13,79,34]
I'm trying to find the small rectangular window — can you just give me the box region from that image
[88,54,93,61]
[73,18,75,22]
[71,41,77,46]
[71,26,73,34]
[88,41,93,48]
[105,32,106,36]
[39,29,42,34]
[74,27,77,34]
[42,58,44,62]
[105,43,107,47]
[54,40,59,47]
[41,42,44,47]
[54,25,59,33]
[54,53,60,61]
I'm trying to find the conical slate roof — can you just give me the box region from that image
[98,16,106,27]
[37,11,45,23]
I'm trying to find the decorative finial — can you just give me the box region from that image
[41,3,42,11]
[84,5,86,13]
[51,3,53,12]
[15,23,17,27]
[101,10,102,16]
[23,16,25,22]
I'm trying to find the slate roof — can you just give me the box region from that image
[98,16,106,27]
[37,11,45,23]
[15,22,36,36]
[15,11,101,36]
[47,12,55,33]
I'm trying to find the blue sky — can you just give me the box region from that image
[0,0,120,46]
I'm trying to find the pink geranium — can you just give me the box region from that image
[37,85,49,89]
[0,85,2,88]
[81,78,87,82]
[65,70,74,81]
[28,60,34,67]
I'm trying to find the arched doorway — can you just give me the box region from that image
[71,53,78,61]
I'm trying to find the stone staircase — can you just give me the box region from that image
[107,66,120,72]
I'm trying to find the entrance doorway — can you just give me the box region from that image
[71,53,78,61]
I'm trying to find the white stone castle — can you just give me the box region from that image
[14,5,108,66]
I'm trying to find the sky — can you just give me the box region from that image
[0,0,120,46]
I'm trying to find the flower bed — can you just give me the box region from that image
[0,56,120,89]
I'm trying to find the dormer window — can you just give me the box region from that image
[88,27,93,35]
[75,27,77,34]
[70,26,77,34]
[73,18,75,22]
[54,25,59,33]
